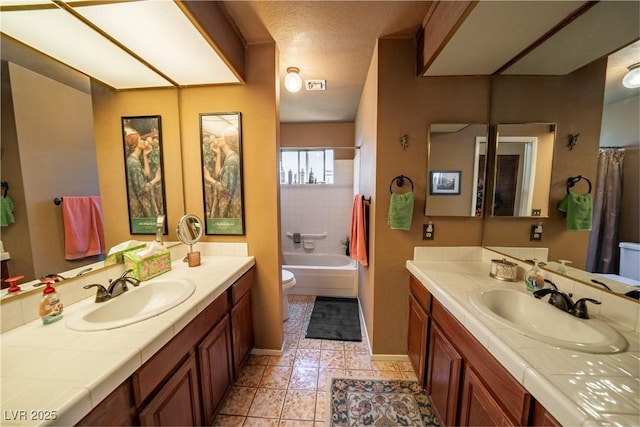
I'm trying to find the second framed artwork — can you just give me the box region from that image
[430,170,461,195]
[199,112,245,235]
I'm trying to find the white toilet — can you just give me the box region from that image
[281,269,297,321]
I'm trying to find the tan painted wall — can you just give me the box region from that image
[92,43,282,351]
[354,42,379,348]
[3,63,101,281]
[363,38,488,354]
[363,38,605,355]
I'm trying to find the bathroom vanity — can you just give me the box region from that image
[0,254,255,426]
[407,247,639,426]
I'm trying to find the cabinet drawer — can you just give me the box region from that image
[231,267,255,305]
[133,292,230,405]
[410,274,431,313]
[432,299,531,425]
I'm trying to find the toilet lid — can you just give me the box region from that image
[282,269,295,284]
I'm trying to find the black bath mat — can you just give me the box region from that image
[306,297,362,341]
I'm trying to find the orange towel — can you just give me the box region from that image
[349,195,368,267]
[62,196,106,260]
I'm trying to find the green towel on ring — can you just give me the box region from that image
[558,192,592,231]
[388,192,414,230]
[0,196,15,227]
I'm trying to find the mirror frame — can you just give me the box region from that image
[176,214,204,246]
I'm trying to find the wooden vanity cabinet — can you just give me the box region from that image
[427,321,462,426]
[77,267,255,426]
[407,275,431,387]
[230,267,255,376]
[409,273,559,427]
[76,381,137,426]
[138,352,202,426]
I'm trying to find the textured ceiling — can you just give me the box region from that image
[222,1,639,123]
[223,1,431,123]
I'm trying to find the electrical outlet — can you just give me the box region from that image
[530,225,542,241]
[532,209,541,216]
[423,223,435,240]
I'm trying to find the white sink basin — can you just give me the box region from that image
[66,278,196,331]
[469,288,627,354]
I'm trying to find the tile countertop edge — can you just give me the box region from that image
[0,255,255,427]
[406,260,609,427]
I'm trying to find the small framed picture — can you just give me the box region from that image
[430,170,461,195]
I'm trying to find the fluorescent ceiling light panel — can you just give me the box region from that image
[0,5,172,89]
[73,1,240,86]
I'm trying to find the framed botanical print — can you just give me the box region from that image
[199,112,245,235]
[121,115,168,234]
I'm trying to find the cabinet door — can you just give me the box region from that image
[139,353,202,426]
[459,365,515,426]
[199,315,234,425]
[408,294,429,387]
[427,322,462,426]
[231,289,254,375]
[530,400,561,426]
[76,381,136,426]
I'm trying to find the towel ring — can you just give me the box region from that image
[566,175,592,194]
[389,175,414,194]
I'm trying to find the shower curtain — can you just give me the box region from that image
[586,148,625,273]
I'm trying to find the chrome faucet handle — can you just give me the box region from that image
[84,284,110,303]
[107,278,128,297]
[571,298,600,319]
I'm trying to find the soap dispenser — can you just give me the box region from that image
[557,259,572,274]
[525,259,545,292]
[39,279,63,325]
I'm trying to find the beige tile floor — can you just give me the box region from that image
[213,295,417,426]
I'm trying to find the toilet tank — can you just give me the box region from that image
[619,242,640,281]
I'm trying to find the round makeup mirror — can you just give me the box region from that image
[176,214,203,266]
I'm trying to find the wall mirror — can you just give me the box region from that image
[491,123,556,217]
[426,123,488,217]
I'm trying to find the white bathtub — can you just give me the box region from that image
[282,252,358,297]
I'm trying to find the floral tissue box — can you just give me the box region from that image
[123,246,171,281]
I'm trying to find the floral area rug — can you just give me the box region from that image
[329,378,440,426]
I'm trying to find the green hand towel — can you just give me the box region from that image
[388,192,414,230]
[0,196,15,227]
[558,192,592,231]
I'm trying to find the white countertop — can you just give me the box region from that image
[407,260,640,427]
[0,255,255,426]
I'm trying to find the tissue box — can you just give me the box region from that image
[104,242,146,266]
[123,246,171,281]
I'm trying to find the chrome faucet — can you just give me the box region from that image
[533,288,601,319]
[84,270,140,303]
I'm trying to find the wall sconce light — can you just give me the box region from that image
[284,67,302,93]
[622,63,640,89]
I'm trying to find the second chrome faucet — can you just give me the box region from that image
[533,283,601,319]
[84,270,140,303]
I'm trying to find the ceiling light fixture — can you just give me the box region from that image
[622,63,640,89]
[284,67,302,93]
